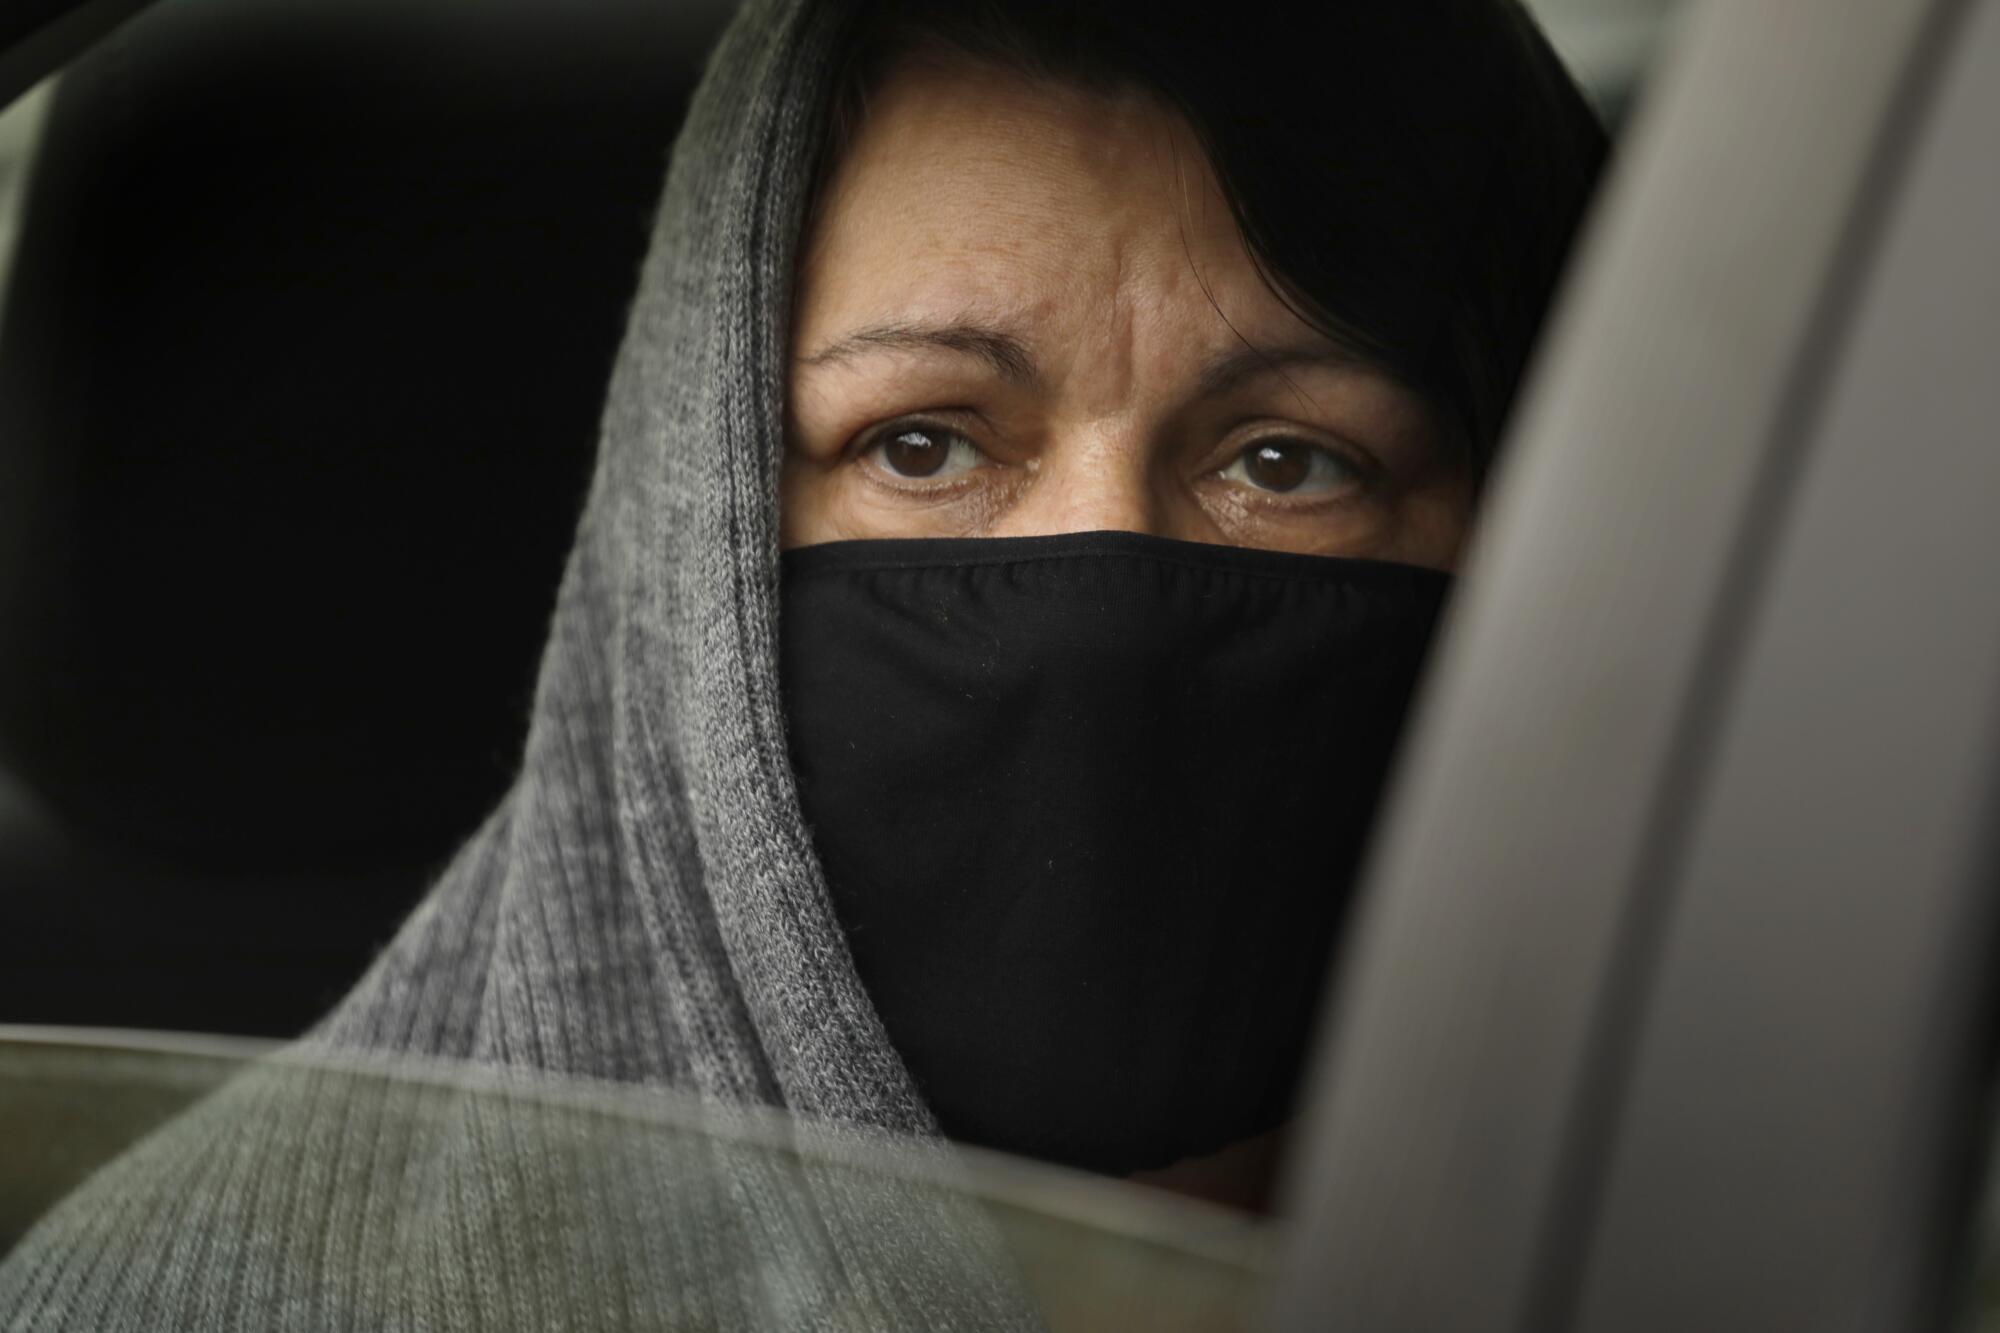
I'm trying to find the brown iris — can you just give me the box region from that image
[882,428,949,478]
[1242,441,1313,492]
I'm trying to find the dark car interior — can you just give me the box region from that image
[0,0,734,1035]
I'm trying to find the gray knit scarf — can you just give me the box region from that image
[0,0,1052,1325]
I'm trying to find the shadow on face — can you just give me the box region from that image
[781,50,1474,570]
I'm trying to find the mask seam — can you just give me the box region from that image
[781,546,1452,593]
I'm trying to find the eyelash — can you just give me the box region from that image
[849,416,1374,502]
[1216,438,1371,498]
[854,417,992,492]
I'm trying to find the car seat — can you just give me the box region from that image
[0,0,732,1035]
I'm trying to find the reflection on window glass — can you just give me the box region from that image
[0,78,55,321]
[1523,0,1687,124]
[0,2,1692,1328]
[0,1035,1270,1332]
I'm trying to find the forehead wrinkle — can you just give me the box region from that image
[794,52,1354,421]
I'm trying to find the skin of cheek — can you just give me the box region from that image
[778,452,867,548]
[1379,448,1478,571]
[779,464,994,544]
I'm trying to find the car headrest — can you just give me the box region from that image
[0,0,732,873]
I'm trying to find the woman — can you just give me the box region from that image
[779,0,1599,1201]
[0,0,1601,1325]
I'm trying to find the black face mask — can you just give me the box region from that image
[780,530,1450,1177]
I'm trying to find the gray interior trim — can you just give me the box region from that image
[0,0,156,111]
[1570,0,2000,1325]
[1271,0,1951,1327]
[0,79,54,330]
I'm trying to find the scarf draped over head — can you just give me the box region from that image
[0,1,1051,1326]
[305,0,923,1133]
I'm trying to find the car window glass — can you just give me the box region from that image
[0,1,1690,1322]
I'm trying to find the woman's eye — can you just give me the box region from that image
[1219,439,1362,496]
[865,424,985,481]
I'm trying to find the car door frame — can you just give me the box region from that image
[1272,0,2000,1328]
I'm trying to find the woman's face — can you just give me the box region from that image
[783,51,1474,568]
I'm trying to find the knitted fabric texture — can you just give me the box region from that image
[0,0,1041,1326]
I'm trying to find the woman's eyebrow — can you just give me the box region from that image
[1194,339,1360,401]
[798,320,1039,386]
